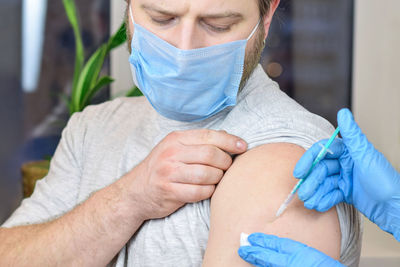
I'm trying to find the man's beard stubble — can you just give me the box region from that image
[238,24,266,93]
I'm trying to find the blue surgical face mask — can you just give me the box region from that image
[128,6,260,122]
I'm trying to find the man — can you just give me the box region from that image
[239,109,400,267]
[0,0,361,266]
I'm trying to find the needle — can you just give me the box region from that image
[276,127,341,217]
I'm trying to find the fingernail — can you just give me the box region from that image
[236,140,246,150]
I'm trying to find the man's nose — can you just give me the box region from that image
[170,22,204,50]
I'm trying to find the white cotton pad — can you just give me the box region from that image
[240,232,251,246]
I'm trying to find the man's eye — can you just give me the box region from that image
[203,22,231,33]
[210,25,230,32]
[151,17,175,25]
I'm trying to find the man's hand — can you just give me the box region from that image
[0,129,247,266]
[238,233,344,267]
[126,129,247,220]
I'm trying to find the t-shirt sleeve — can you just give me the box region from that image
[2,112,86,228]
[245,109,335,150]
[235,85,335,151]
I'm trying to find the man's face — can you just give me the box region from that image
[127,0,275,89]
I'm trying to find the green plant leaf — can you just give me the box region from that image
[81,76,114,109]
[108,23,127,52]
[62,0,84,96]
[71,45,107,114]
[69,22,127,115]
[125,86,143,97]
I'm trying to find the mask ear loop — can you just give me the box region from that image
[129,4,135,24]
[246,18,262,41]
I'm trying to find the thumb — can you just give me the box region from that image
[337,108,374,161]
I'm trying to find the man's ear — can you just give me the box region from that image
[262,0,281,39]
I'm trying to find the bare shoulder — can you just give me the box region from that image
[202,143,341,266]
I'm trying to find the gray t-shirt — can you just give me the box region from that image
[2,65,361,266]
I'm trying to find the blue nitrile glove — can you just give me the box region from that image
[294,108,400,240]
[238,233,344,267]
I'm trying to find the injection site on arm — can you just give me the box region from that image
[202,142,341,266]
[276,127,341,217]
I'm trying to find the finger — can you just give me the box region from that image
[170,183,215,203]
[315,190,345,212]
[338,173,353,200]
[176,129,248,154]
[303,175,339,210]
[248,233,305,254]
[320,159,341,176]
[297,159,340,201]
[238,246,288,267]
[179,144,233,170]
[170,164,224,185]
[293,138,344,179]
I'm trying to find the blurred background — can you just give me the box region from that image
[0,0,111,222]
[0,0,399,265]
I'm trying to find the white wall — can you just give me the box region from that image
[110,0,133,97]
[353,0,400,265]
[353,0,400,172]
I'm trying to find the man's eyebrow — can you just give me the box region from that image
[141,4,180,16]
[140,3,243,20]
[201,12,244,20]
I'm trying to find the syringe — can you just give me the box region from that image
[276,127,341,217]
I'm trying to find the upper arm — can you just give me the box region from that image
[202,143,341,266]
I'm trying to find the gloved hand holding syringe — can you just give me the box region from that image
[240,108,400,267]
[276,127,341,217]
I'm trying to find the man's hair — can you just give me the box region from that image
[258,0,273,18]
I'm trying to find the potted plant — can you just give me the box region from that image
[22,0,140,197]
